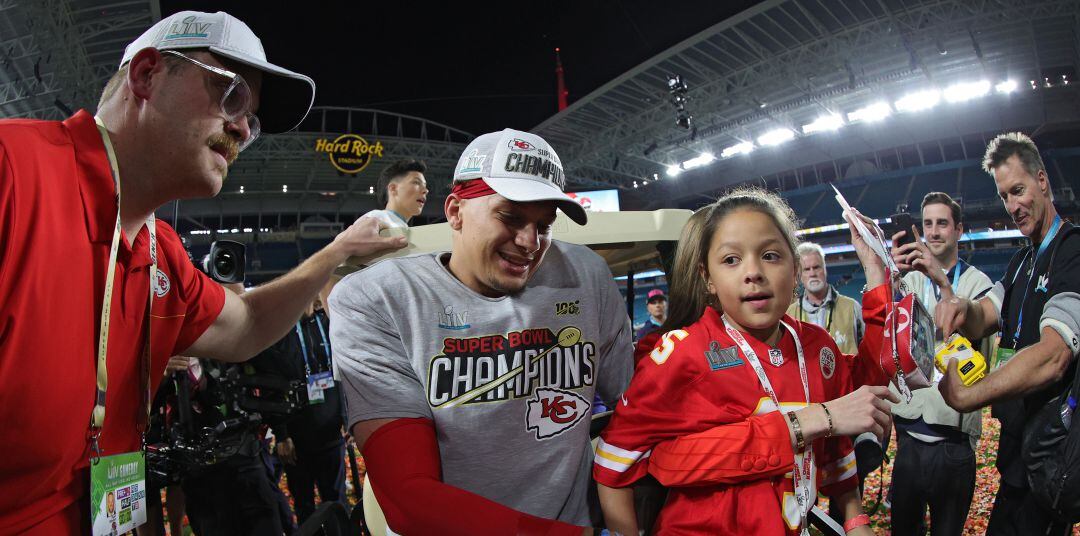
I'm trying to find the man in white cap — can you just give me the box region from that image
[329,129,634,535]
[0,11,404,534]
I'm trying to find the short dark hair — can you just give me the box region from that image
[921,192,962,226]
[376,159,427,208]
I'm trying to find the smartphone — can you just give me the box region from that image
[889,212,917,247]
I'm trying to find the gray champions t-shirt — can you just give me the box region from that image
[328,240,634,526]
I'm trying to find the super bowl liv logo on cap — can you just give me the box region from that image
[459,149,486,174]
[165,15,212,39]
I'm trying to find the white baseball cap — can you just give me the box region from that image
[121,11,315,134]
[453,128,587,225]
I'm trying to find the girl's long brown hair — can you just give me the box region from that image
[659,186,800,333]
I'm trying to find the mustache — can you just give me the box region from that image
[208,133,240,166]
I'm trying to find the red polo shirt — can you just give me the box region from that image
[0,110,226,534]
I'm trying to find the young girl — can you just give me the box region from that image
[595,187,898,535]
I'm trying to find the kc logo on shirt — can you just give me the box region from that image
[525,387,590,440]
[153,270,170,298]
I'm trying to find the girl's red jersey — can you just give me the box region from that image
[594,286,888,535]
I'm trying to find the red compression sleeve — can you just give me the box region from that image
[852,284,890,387]
[362,418,583,536]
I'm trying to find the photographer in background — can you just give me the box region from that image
[179,284,300,536]
[267,297,347,527]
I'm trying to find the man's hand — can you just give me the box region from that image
[891,226,947,286]
[327,216,408,262]
[935,295,970,338]
[165,355,193,374]
[276,437,297,465]
[938,358,975,412]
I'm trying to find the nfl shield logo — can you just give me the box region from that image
[768,348,784,367]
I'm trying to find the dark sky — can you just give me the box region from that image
[160,1,760,135]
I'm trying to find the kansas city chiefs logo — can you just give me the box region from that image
[153,270,170,298]
[525,387,590,440]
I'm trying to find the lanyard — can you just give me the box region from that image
[1011,215,1063,342]
[295,321,313,376]
[89,117,157,460]
[313,312,331,367]
[924,260,963,305]
[722,317,813,535]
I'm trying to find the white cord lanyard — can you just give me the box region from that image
[89,116,157,461]
[722,317,812,535]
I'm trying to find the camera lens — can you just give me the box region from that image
[215,251,235,278]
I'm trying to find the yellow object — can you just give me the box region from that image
[935,335,988,386]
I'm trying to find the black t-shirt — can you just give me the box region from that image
[995,222,1080,487]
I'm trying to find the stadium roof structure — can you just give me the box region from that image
[5,0,1080,226]
[0,0,158,120]
[0,0,473,224]
[533,0,1080,206]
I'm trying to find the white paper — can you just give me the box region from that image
[832,185,899,273]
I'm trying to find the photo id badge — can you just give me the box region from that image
[90,451,147,536]
[995,347,1016,369]
[306,371,334,405]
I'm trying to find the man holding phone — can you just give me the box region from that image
[889,192,994,536]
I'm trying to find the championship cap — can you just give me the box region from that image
[452,129,588,225]
[647,289,667,302]
[121,11,315,134]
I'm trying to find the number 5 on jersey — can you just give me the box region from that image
[649,330,690,365]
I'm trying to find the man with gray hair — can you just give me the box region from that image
[788,242,863,354]
[935,132,1079,535]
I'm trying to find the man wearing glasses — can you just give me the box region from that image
[0,11,405,535]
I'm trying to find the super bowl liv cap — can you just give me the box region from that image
[453,128,587,225]
[121,11,315,134]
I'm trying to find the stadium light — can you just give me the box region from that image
[894,90,941,113]
[995,80,1018,94]
[282,184,288,193]
[666,165,681,177]
[239,185,244,194]
[848,102,891,123]
[721,142,754,158]
[757,129,795,147]
[943,80,991,103]
[681,153,716,170]
[802,115,844,134]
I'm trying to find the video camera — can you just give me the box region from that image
[201,240,246,284]
[145,358,308,488]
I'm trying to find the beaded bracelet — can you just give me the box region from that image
[820,402,835,438]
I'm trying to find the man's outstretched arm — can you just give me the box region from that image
[182,217,405,362]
